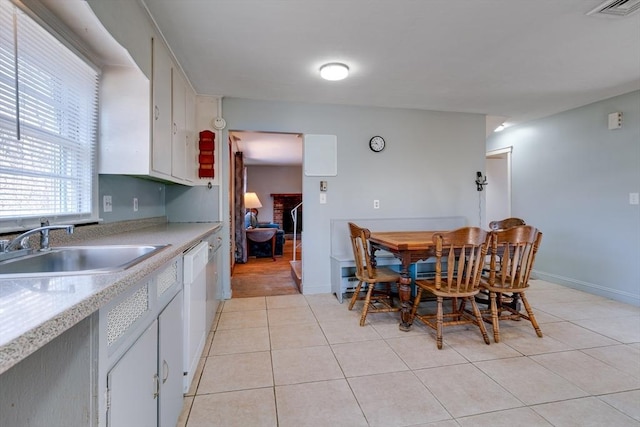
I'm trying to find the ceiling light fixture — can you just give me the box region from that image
[320,63,349,81]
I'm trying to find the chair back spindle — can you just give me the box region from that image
[488,225,542,291]
[434,227,490,294]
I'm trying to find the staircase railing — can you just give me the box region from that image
[291,202,302,262]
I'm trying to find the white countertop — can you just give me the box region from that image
[0,221,222,375]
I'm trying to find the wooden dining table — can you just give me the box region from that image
[368,230,444,331]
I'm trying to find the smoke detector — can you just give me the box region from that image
[587,0,640,17]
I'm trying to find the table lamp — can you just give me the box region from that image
[244,192,262,209]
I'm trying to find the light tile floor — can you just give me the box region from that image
[178,280,640,427]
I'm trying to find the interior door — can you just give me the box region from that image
[485,148,512,226]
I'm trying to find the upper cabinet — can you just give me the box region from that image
[171,67,196,183]
[151,37,173,177]
[99,36,196,186]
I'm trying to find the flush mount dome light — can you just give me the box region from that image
[320,63,349,81]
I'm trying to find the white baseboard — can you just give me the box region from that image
[533,269,640,307]
[301,283,331,295]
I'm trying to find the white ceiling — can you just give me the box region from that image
[44,0,640,165]
[231,131,302,166]
[142,0,639,126]
[139,0,639,165]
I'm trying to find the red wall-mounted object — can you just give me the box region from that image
[198,130,215,178]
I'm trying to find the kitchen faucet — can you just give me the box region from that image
[0,218,74,253]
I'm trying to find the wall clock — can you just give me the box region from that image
[369,135,385,152]
[212,117,226,130]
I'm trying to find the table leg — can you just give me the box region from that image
[398,275,413,331]
[372,247,413,331]
[271,234,276,261]
[398,257,413,331]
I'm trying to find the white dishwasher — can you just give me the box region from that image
[183,241,208,393]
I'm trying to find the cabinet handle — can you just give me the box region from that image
[153,373,159,399]
[173,123,177,134]
[154,105,159,120]
[162,359,169,384]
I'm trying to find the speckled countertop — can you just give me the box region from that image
[0,220,222,375]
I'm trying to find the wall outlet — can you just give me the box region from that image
[630,192,639,205]
[133,197,139,212]
[103,195,112,212]
[373,199,380,209]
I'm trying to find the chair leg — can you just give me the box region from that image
[436,296,444,349]
[410,288,423,320]
[470,297,491,345]
[489,291,500,343]
[521,293,543,337]
[359,283,376,326]
[348,280,363,310]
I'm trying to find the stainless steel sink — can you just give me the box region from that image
[0,245,169,278]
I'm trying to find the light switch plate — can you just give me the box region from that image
[319,193,327,204]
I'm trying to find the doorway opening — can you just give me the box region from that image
[485,147,512,226]
[229,130,303,298]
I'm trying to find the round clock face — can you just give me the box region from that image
[369,136,385,152]
[212,117,226,130]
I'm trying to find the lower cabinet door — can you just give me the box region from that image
[159,291,184,427]
[107,320,159,427]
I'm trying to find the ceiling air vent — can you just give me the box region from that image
[587,0,640,17]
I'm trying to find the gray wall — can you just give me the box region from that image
[98,175,166,222]
[222,98,487,294]
[166,184,220,222]
[487,90,640,306]
[98,175,220,223]
[246,165,303,224]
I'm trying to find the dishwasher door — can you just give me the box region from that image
[183,240,208,393]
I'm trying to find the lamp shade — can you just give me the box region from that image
[244,192,262,209]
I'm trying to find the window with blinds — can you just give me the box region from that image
[0,0,98,231]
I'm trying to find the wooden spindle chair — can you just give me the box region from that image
[347,222,401,326]
[410,227,491,349]
[481,225,543,342]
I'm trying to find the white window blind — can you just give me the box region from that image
[0,0,98,229]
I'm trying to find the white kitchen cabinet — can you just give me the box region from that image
[185,82,197,182]
[98,37,195,185]
[152,37,173,177]
[107,320,159,427]
[158,291,184,427]
[107,291,182,427]
[205,230,223,330]
[171,68,196,183]
[99,257,184,427]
